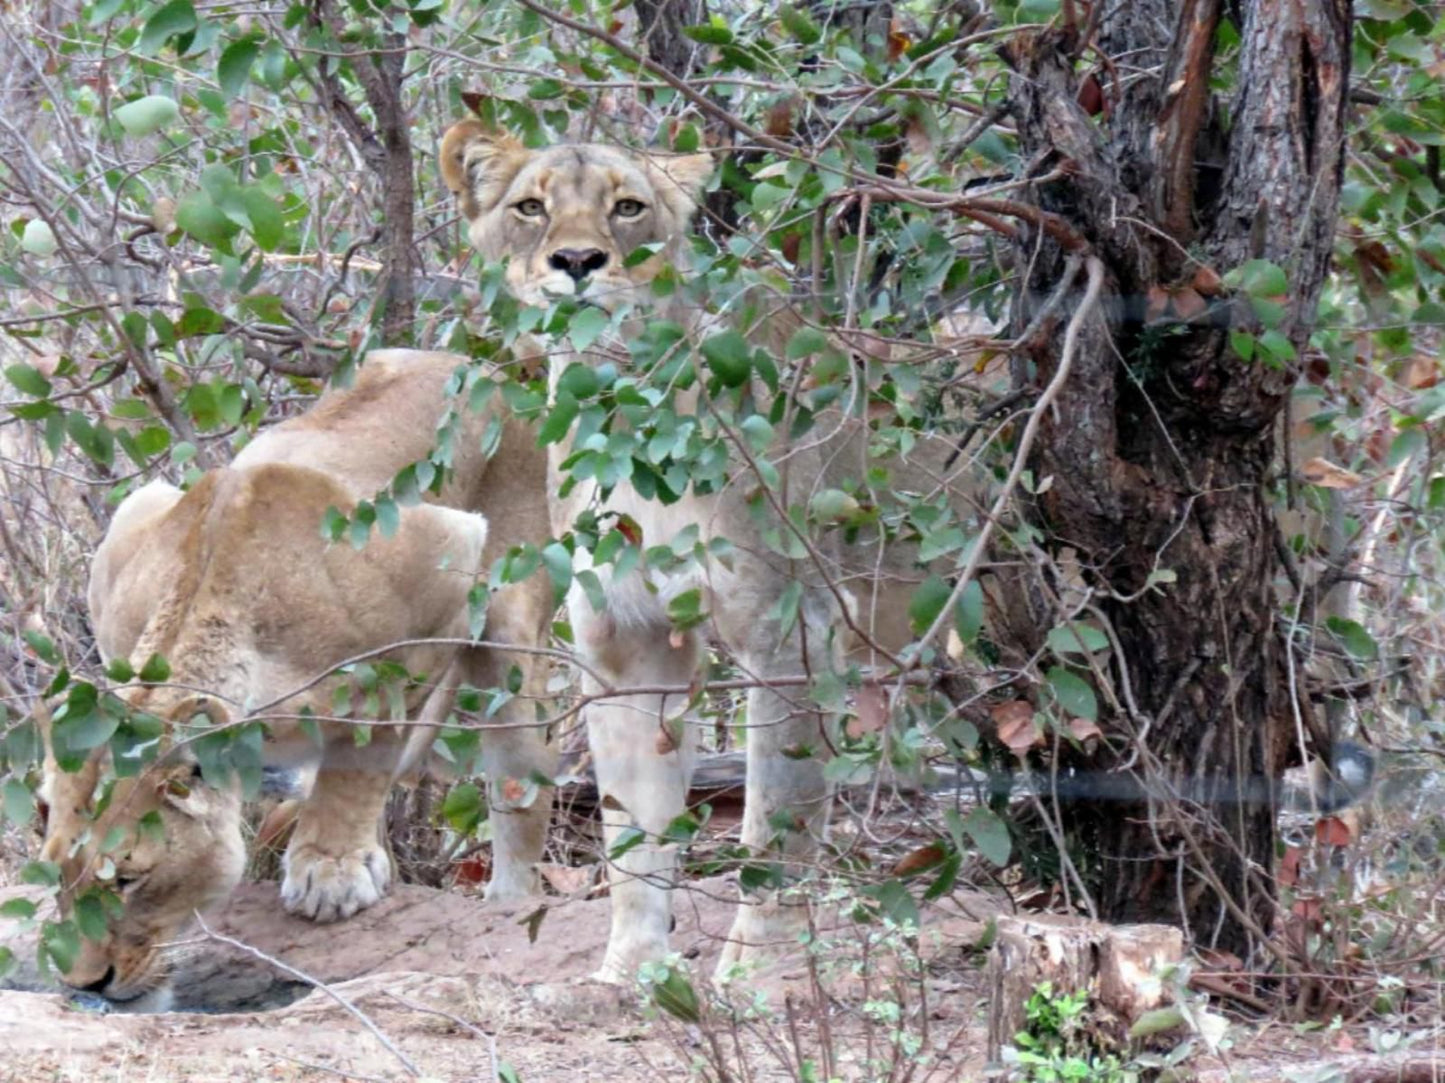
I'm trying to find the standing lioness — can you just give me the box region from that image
[440,113,974,982]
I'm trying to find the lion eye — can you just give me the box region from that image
[613,199,645,218]
[515,198,546,218]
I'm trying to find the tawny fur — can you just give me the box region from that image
[441,120,987,983]
[44,461,489,1002]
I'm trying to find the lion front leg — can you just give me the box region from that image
[281,767,394,923]
[578,612,701,985]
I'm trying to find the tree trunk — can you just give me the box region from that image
[634,0,710,79]
[1000,0,1352,957]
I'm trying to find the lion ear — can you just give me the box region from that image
[440,109,532,220]
[647,152,716,220]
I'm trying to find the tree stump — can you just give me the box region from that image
[985,913,1184,1061]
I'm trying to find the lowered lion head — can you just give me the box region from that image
[39,697,244,1009]
[440,115,712,310]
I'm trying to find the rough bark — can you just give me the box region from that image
[312,0,416,347]
[634,0,710,79]
[1000,0,1352,957]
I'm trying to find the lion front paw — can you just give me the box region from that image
[281,842,391,923]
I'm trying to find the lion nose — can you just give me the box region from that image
[549,247,608,282]
[76,965,116,995]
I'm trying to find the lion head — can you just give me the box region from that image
[439,114,713,310]
[39,699,244,1009]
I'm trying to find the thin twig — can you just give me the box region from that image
[911,255,1105,662]
[192,913,422,1078]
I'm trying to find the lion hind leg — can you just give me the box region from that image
[479,699,555,903]
[715,604,841,982]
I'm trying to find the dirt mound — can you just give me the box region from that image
[0,878,748,1081]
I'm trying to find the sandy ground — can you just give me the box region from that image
[0,876,998,1082]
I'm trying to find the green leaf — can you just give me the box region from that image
[649,966,702,1022]
[441,781,484,834]
[176,191,239,250]
[1045,622,1110,656]
[75,893,109,941]
[138,653,171,682]
[1225,258,1288,297]
[779,5,822,44]
[860,878,921,929]
[540,541,572,602]
[177,305,225,337]
[700,330,753,387]
[20,860,60,887]
[5,364,51,398]
[1046,666,1097,721]
[0,947,11,980]
[0,897,36,921]
[1387,427,1426,468]
[666,587,708,632]
[22,628,58,664]
[908,574,951,636]
[1325,616,1378,661]
[114,95,179,137]
[2,779,33,826]
[557,362,600,399]
[963,807,1012,867]
[217,38,260,97]
[527,78,564,99]
[683,22,733,45]
[19,220,57,257]
[1229,330,1255,361]
[105,658,134,683]
[608,825,646,860]
[139,0,197,53]
[241,187,284,251]
[374,495,400,539]
[566,307,609,351]
[786,326,829,359]
[954,580,984,646]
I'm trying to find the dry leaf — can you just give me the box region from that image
[1291,896,1323,927]
[1077,73,1104,116]
[892,842,946,877]
[501,777,525,804]
[887,22,911,61]
[765,97,795,138]
[151,197,177,234]
[255,800,299,851]
[655,723,678,755]
[1190,264,1223,296]
[1279,845,1302,887]
[991,700,1039,754]
[1403,353,1441,389]
[539,863,595,896]
[945,627,965,661]
[1170,286,1207,320]
[1145,285,1171,322]
[847,683,888,739]
[1067,717,1102,744]
[1315,814,1354,847]
[450,855,490,888]
[1300,456,1364,490]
